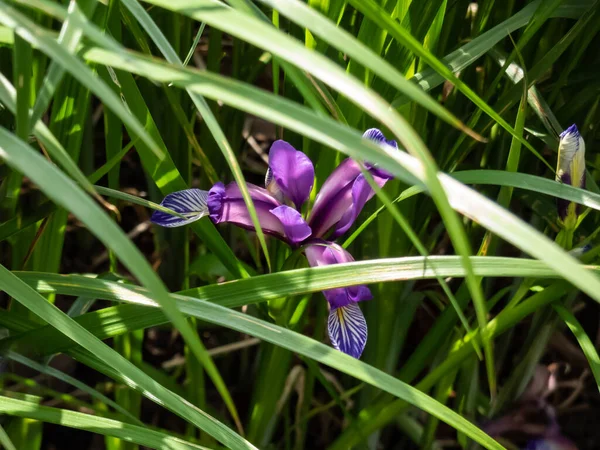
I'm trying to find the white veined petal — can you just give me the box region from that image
[151,189,210,228]
[557,124,585,187]
[327,303,367,359]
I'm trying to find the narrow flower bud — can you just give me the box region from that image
[556,124,586,226]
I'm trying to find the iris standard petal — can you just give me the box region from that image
[304,241,373,308]
[267,140,315,209]
[308,129,397,238]
[151,188,209,227]
[330,171,389,239]
[557,124,586,222]
[308,158,362,238]
[208,181,288,240]
[328,303,368,358]
[269,205,312,245]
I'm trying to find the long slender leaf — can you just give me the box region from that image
[553,305,600,392]
[0,127,253,448]
[0,395,209,450]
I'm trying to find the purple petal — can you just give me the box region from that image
[308,158,392,238]
[208,182,289,241]
[268,140,315,209]
[151,189,209,228]
[328,304,367,358]
[305,241,372,308]
[330,171,389,239]
[269,205,312,245]
[308,158,362,238]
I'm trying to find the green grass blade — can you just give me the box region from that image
[5,256,597,361]
[0,395,210,450]
[14,256,600,310]
[346,0,549,170]
[0,263,253,448]
[0,424,17,450]
[119,0,272,273]
[254,0,480,139]
[93,185,187,219]
[392,0,595,107]
[3,275,505,449]
[28,0,97,130]
[553,305,600,392]
[0,128,253,448]
[6,351,143,425]
[0,2,167,161]
[346,168,600,245]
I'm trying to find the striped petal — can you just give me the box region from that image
[557,124,586,224]
[327,303,367,358]
[151,189,209,227]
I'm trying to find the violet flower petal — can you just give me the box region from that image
[328,303,368,358]
[308,129,397,238]
[208,181,288,241]
[304,241,373,308]
[267,140,315,209]
[151,189,209,227]
[330,171,389,239]
[308,158,361,238]
[269,205,312,245]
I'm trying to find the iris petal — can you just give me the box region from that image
[363,127,397,148]
[308,129,397,238]
[269,205,312,244]
[268,140,315,209]
[308,158,361,238]
[304,241,373,308]
[330,171,389,239]
[208,182,290,241]
[327,303,368,358]
[151,189,209,227]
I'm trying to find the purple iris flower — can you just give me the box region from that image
[151,129,398,358]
